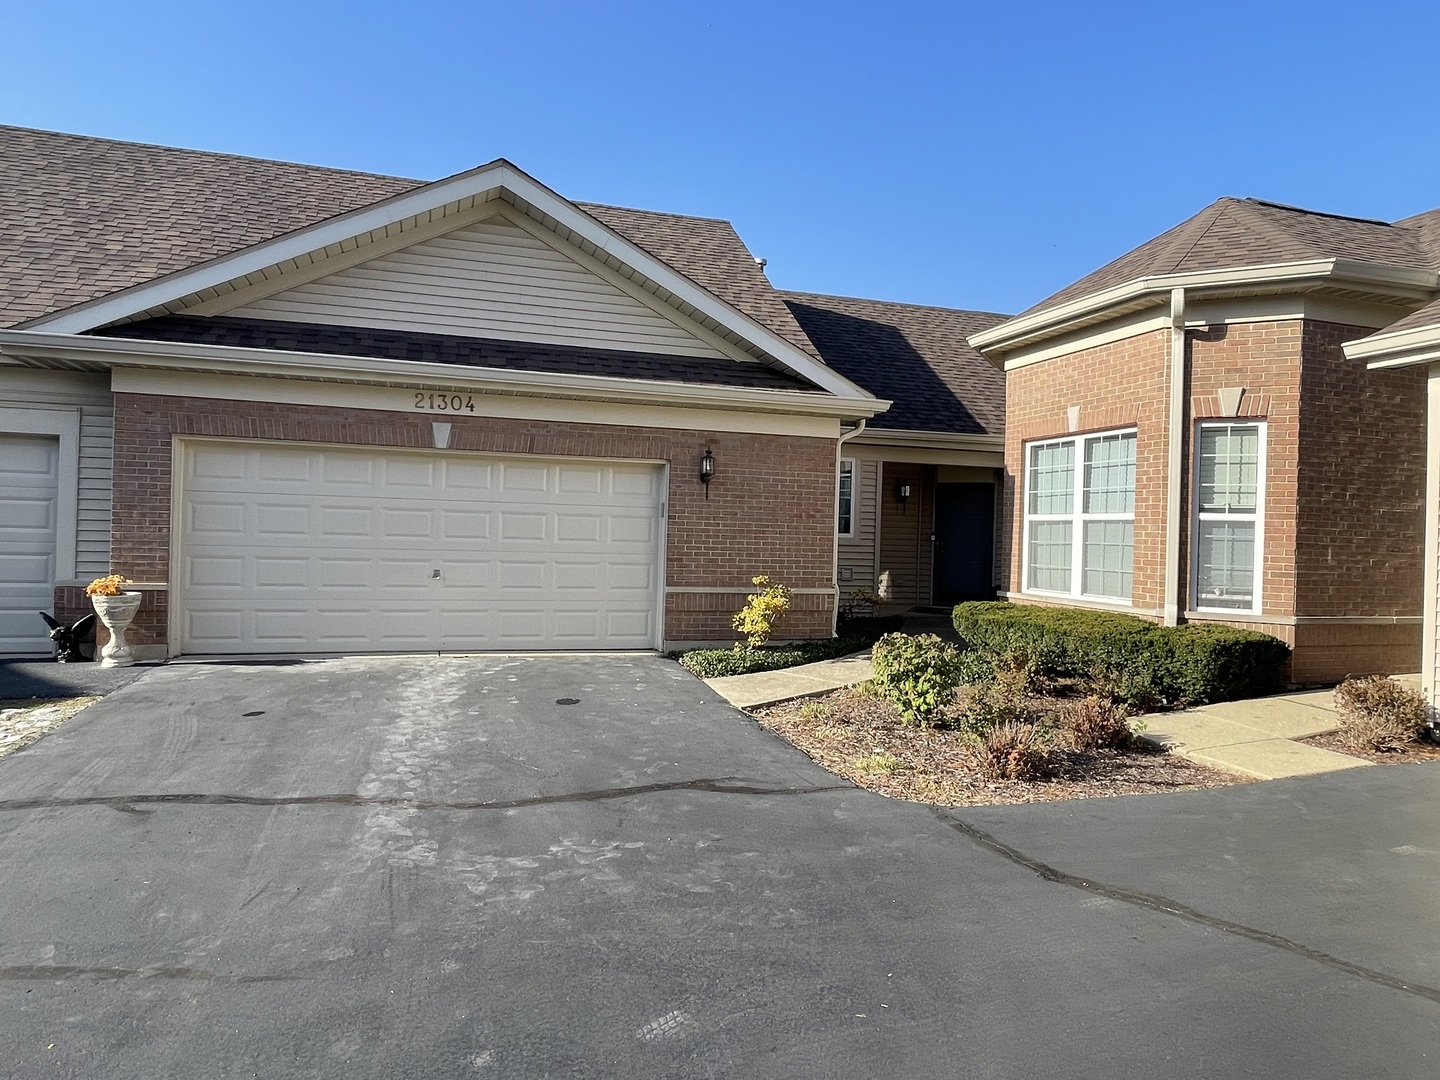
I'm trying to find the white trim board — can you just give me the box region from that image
[0,330,887,423]
[109,368,846,439]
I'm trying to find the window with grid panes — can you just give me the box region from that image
[1024,430,1136,601]
[1194,423,1263,612]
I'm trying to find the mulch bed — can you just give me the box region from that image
[1300,730,1440,765]
[752,688,1251,807]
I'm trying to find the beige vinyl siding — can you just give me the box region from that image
[0,369,113,577]
[230,216,726,358]
[838,458,879,590]
[76,405,114,574]
[877,463,934,605]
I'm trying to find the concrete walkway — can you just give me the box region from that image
[1143,690,1364,780]
[704,654,1378,782]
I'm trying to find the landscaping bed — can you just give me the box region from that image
[679,615,902,678]
[1300,730,1440,765]
[754,687,1249,807]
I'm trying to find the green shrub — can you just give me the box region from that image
[871,632,965,726]
[955,648,995,686]
[1057,694,1138,751]
[1334,676,1430,752]
[678,616,903,678]
[964,721,1055,781]
[952,602,1290,707]
[956,677,1031,735]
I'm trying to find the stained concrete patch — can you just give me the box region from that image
[0,697,100,759]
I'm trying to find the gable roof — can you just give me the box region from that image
[781,292,1008,436]
[1020,197,1440,320]
[0,125,820,361]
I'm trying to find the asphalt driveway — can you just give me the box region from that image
[0,654,1436,1078]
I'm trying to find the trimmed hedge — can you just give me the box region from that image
[951,601,1290,706]
[678,616,903,679]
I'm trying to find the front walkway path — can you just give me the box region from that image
[1145,690,1363,780]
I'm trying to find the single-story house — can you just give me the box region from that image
[0,125,1006,659]
[970,197,1440,683]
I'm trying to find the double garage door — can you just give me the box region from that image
[178,442,663,654]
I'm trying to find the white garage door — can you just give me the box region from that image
[178,442,663,654]
[0,434,59,655]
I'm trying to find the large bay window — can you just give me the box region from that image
[1193,422,1264,612]
[1023,429,1136,601]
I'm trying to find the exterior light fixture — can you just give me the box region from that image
[700,448,715,498]
[897,481,911,510]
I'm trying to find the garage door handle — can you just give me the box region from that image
[431,569,441,579]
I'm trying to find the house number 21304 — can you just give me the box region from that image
[413,392,477,413]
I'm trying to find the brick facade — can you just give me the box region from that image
[1003,318,1425,683]
[106,392,840,653]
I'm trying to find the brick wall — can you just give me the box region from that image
[1002,329,1171,608]
[1294,322,1426,618]
[1186,320,1303,615]
[1002,317,1422,683]
[109,393,839,651]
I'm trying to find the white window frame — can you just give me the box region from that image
[837,457,856,538]
[1192,420,1266,615]
[1021,427,1136,604]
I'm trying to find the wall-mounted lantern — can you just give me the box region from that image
[897,481,911,511]
[700,448,715,498]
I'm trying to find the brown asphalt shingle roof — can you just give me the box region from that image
[781,292,1008,436]
[1367,295,1440,338]
[98,315,816,391]
[1021,197,1440,319]
[0,125,821,360]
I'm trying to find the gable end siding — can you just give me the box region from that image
[227,216,727,358]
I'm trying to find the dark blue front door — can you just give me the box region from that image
[933,482,996,604]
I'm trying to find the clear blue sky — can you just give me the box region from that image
[5,1,1438,315]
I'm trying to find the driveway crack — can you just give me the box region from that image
[0,777,850,815]
[935,808,1440,1006]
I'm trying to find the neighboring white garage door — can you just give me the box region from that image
[178,442,663,654]
[0,434,59,655]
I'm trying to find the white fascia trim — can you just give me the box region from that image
[850,428,1003,452]
[23,160,874,402]
[971,258,1440,358]
[1345,323,1440,368]
[0,330,891,420]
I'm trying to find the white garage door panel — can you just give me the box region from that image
[0,435,60,654]
[181,444,662,653]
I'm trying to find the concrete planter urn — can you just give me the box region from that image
[91,591,143,668]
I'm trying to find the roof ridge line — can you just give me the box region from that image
[779,289,1012,319]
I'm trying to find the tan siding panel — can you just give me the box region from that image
[231,216,726,357]
[76,406,113,575]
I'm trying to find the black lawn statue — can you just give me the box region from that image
[39,612,97,663]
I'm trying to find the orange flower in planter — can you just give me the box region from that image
[85,574,134,597]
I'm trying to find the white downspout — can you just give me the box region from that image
[1164,288,1187,627]
[833,418,868,636]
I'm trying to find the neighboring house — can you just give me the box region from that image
[970,197,1440,683]
[0,126,1008,659]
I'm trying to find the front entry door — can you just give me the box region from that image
[933,482,995,605]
